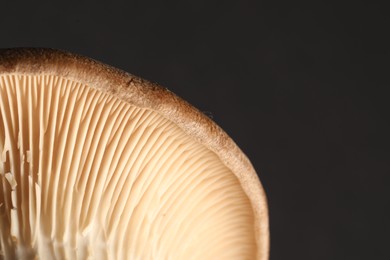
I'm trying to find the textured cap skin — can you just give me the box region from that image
[0,48,269,259]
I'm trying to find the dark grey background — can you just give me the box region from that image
[1,1,389,259]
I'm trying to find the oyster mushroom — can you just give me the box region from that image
[0,48,268,259]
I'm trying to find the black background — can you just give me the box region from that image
[1,1,389,259]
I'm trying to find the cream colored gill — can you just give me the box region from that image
[0,74,256,259]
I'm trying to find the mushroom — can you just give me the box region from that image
[0,48,268,259]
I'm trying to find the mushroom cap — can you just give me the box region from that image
[0,48,269,259]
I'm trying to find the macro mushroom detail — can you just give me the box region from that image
[0,48,269,260]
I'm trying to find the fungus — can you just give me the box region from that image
[0,48,268,259]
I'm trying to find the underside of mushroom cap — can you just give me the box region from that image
[0,48,269,259]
